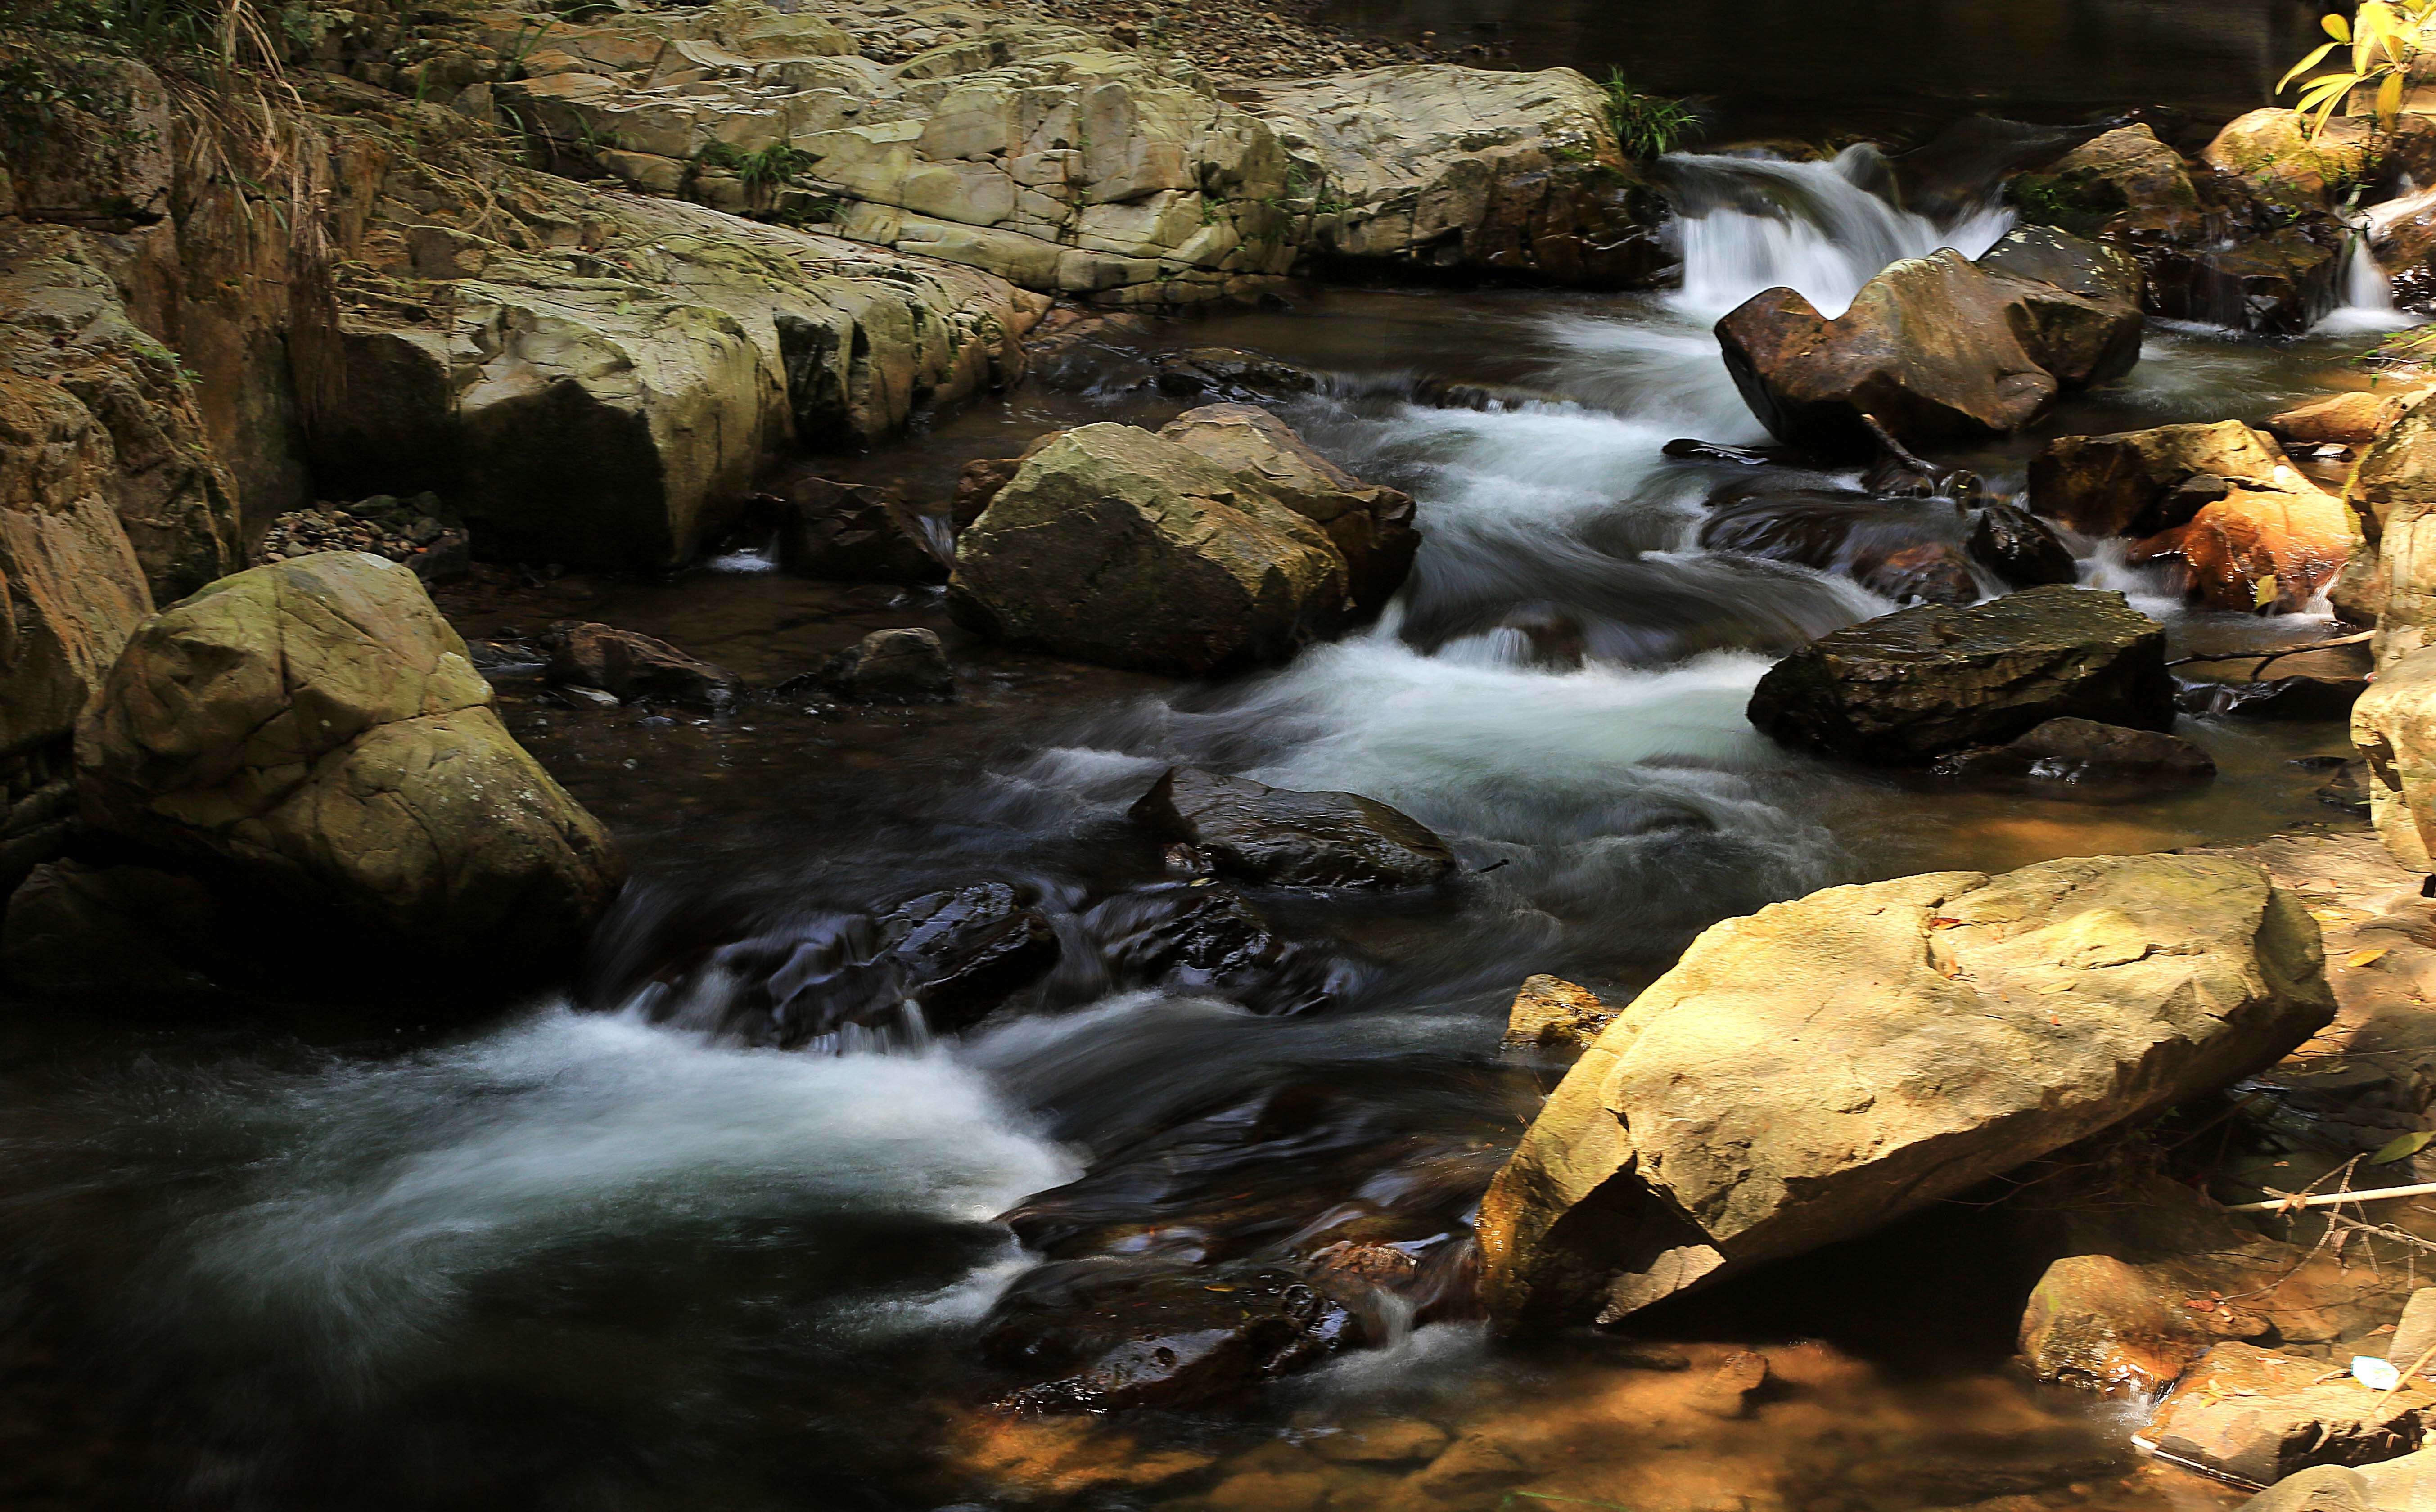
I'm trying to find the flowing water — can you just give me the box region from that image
[0,23,2421,1512]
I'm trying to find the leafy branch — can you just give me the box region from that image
[2279,0,2436,139]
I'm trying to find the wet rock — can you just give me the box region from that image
[2009,124,2202,240]
[2203,110,2379,217]
[2146,223,2346,338]
[948,423,1350,675]
[1408,1431,1531,1497]
[1716,228,2140,456]
[695,881,1061,1045]
[1968,503,2079,588]
[1478,852,2333,1328]
[774,477,951,585]
[1501,975,1613,1051]
[948,457,1020,531]
[983,1259,1363,1411]
[75,554,622,974]
[1934,716,2214,796]
[1747,585,2173,765]
[1689,1350,1772,1419]
[2270,393,2400,449]
[2029,420,2295,538]
[2131,486,2359,614]
[543,621,737,708]
[0,860,221,998]
[1128,767,1454,890]
[1151,346,1322,402]
[1663,438,1780,466]
[1083,882,1350,1015]
[816,627,954,702]
[2181,672,2365,721]
[2140,1341,2435,1486]
[1697,486,1978,605]
[1157,404,1418,616]
[2354,647,2436,872]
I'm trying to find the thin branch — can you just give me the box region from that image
[2226,1180,2436,1212]
[2166,631,2373,672]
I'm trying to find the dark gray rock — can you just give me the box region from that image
[775,477,950,584]
[1935,716,2215,796]
[819,627,953,701]
[1968,504,2079,588]
[1129,767,1456,890]
[543,621,737,708]
[1748,586,2174,763]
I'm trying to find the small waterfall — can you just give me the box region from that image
[1660,145,2016,320]
[2318,211,2418,334]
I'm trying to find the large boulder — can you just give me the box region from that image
[2008,124,2203,240]
[74,553,622,971]
[2141,1342,2435,1486]
[1477,853,2334,1328]
[2359,402,2436,663]
[1251,65,1672,287]
[1715,228,2142,455]
[2353,645,2436,872]
[1128,766,1456,889]
[2203,109,2380,218]
[1155,404,1418,614]
[1746,585,2173,764]
[948,422,1350,674]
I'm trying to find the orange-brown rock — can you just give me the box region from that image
[2140,1341,2436,1486]
[2130,485,2359,612]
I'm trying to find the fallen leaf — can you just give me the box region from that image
[1926,916,1964,930]
[2372,1130,2434,1165]
[2349,948,2391,969]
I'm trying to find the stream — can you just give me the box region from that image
[0,12,2418,1512]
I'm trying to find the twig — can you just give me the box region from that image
[2226,1180,2436,1212]
[2165,632,2373,673]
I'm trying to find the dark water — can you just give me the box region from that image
[1313,0,2328,141]
[0,9,2408,1512]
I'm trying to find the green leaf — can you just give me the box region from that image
[2372,1130,2434,1164]
[2281,40,2342,92]
[2381,71,2408,128]
[2328,11,2354,40]
[2299,73,2363,112]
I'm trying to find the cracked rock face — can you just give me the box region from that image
[1477,852,2334,1330]
[74,552,622,970]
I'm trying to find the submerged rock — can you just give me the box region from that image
[2140,1342,2435,1486]
[815,627,954,702]
[543,621,737,708]
[1083,882,1353,1015]
[1151,347,1323,403]
[1128,767,1455,890]
[1747,585,2173,764]
[1696,486,1979,605]
[1478,853,2333,1329]
[1935,716,2214,797]
[775,477,952,585]
[1715,227,2140,456]
[948,422,1350,675]
[75,553,622,973]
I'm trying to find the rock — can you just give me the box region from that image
[983,1259,1362,1411]
[1689,1350,1771,1419]
[2270,393,2400,449]
[2351,395,2436,542]
[1746,586,2173,765]
[1082,882,1349,1016]
[1501,975,1613,1051]
[2389,1288,2436,1378]
[686,881,1061,1044]
[1697,487,1979,605]
[1128,767,1455,889]
[2360,1444,2436,1508]
[948,457,1020,530]
[1408,1431,1531,1497]
[2029,420,2296,538]
[543,621,738,708]
[2233,1465,2375,1512]
[2184,672,2366,722]
[1716,228,2141,456]
[2147,223,2346,338]
[817,627,953,701]
[1934,716,2214,796]
[0,860,221,998]
[2009,124,2202,240]
[774,477,952,584]
[1150,346,1322,403]
[1156,404,1418,616]
[2130,485,2359,614]
[1253,66,1672,287]
[2014,1167,2394,1395]
[2354,646,2436,872]
[2203,110,2379,217]
[75,554,622,972]
[947,422,1350,675]
[2139,1341,2435,1486]
[1477,853,2333,1328]
[1968,503,2079,588]
[1307,1418,1452,1464]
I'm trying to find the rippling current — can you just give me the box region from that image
[0,129,2401,1512]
